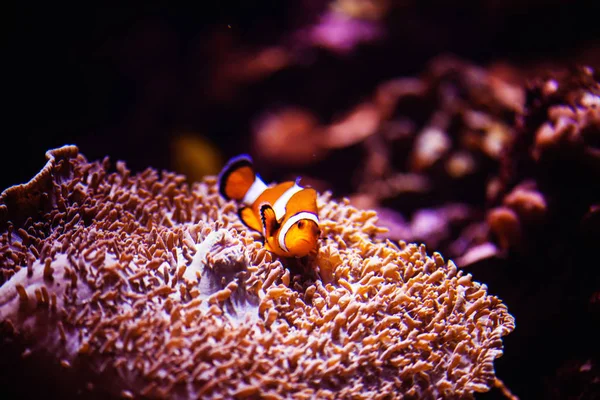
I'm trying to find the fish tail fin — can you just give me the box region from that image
[218,154,256,201]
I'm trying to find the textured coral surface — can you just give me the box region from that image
[0,146,514,399]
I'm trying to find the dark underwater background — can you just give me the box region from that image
[4,1,600,398]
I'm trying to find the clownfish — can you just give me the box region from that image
[218,155,321,258]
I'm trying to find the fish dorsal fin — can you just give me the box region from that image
[284,187,319,217]
[269,181,297,220]
[259,203,280,238]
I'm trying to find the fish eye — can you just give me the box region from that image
[297,221,305,229]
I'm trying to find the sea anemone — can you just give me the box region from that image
[0,146,514,399]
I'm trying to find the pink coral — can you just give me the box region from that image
[1,146,514,399]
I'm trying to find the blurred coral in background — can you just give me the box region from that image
[4,0,600,398]
[171,133,223,182]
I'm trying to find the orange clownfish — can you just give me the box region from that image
[218,155,321,258]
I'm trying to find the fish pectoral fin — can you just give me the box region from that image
[263,240,274,253]
[238,207,262,232]
[259,203,279,238]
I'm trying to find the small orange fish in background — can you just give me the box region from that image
[218,155,321,258]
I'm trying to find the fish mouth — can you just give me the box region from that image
[297,238,313,247]
[294,238,314,253]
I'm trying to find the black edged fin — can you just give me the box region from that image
[238,207,262,232]
[218,154,254,200]
[259,203,279,238]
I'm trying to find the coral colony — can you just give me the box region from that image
[1,146,514,398]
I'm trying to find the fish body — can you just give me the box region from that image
[218,155,320,257]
